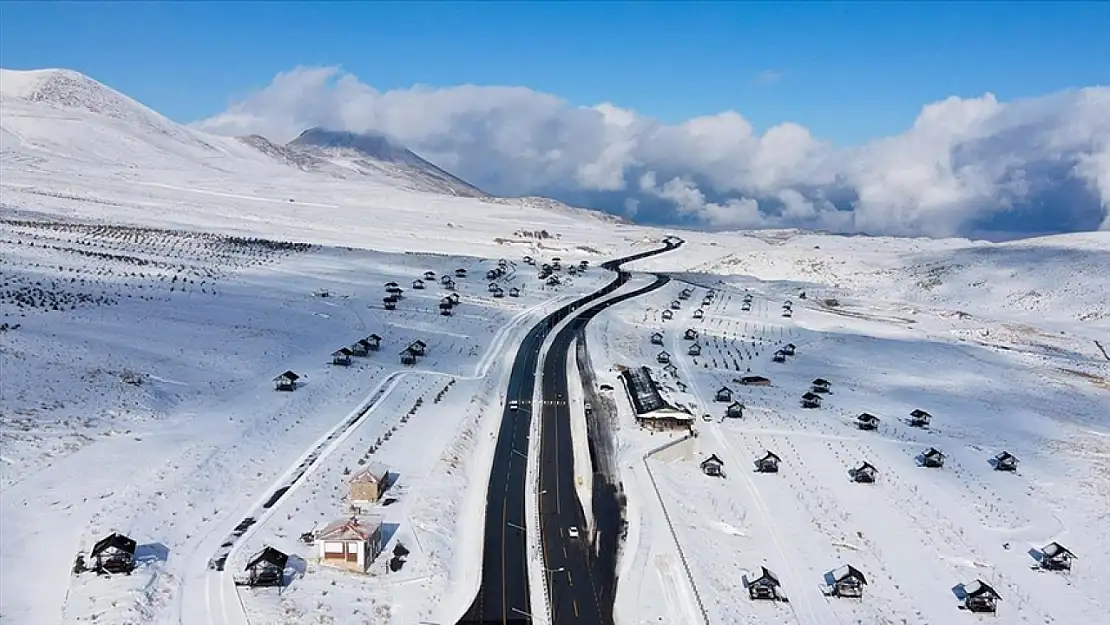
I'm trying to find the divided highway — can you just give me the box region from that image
[459,239,681,625]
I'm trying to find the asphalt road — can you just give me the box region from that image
[459,239,680,625]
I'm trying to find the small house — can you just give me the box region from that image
[509,287,520,297]
[523,255,534,264]
[444,278,456,290]
[683,328,698,340]
[664,362,679,376]
[693,308,705,320]
[366,334,382,350]
[782,309,793,318]
[384,281,398,289]
[661,310,674,320]
[350,463,388,510]
[423,270,436,280]
[675,380,687,391]
[1039,542,1076,571]
[547,276,561,286]
[714,386,732,402]
[801,392,822,408]
[90,532,137,574]
[273,370,299,391]
[493,288,505,298]
[700,454,725,477]
[782,343,796,356]
[993,451,1018,472]
[688,343,702,357]
[670,300,682,310]
[772,350,787,363]
[909,409,932,427]
[440,296,454,308]
[439,301,453,316]
[486,269,498,280]
[412,279,424,290]
[316,516,383,574]
[962,579,1001,613]
[743,293,753,302]
[408,340,427,356]
[488,282,499,293]
[244,546,288,587]
[332,348,353,366]
[400,349,417,365]
[726,401,745,418]
[829,564,867,598]
[349,341,369,357]
[567,265,578,275]
[497,258,508,268]
[741,302,751,311]
[578,260,589,269]
[739,375,771,386]
[783,300,793,309]
[455,268,467,278]
[856,413,880,430]
[755,451,781,473]
[440,274,454,286]
[921,447,945,468]
[701,297,712,306]
[852,462,877,483]
[448,292,461,304]
[812,378,831,393]
[650,331,664,345]
[541,263,552,272]
[747,566,781,600]
[383,297,397,310]
[678,289,691,300]
[656,351,671,364]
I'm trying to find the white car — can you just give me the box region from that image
[567,526,580,539]
[509,400,519,411]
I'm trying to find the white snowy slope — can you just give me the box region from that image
[1,66,1108,625]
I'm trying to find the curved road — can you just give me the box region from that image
[459,238,681,625]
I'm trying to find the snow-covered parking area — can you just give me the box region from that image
[585,272,1110,625]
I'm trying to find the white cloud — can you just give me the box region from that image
[195,66,1110,238]
[756,69,782,85]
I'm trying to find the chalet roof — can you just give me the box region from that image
[785,343,796,349]
[411,340,427,348]
[813,378,830,386]
[658,351,670,358]
[802,392,821,401]
[753,566,780,586]
[350,462,387,484]
[858,412,879,422]
[831,564,867,585]
[716,386,731,394]
[774,349,787,356]
[317,516,380,542]
[910,408,931,418]
[1041,542,1076,559]
[995,451,1016,462]
[92,532,136,557]
[273,370,299,382]
[760,451,781,463]
[701,454,724,468]
[245,546,288,571]
[740,375,770,383]
[856,462,877,473]
[334,347,353,356]
[923,447,945,458]
[729,401,745,409]
[963,579,1001,599]
[384,281,398,287]
[356,338,374,347]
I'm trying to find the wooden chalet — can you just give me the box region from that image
[493,287,505,298]
[412,279,424,289]
[354,339,374,355]
[772,350,787,363]
[448,292,461,304]
[546,276,561,286]
[852,462,877,483]
[739,375,771,386]
[726,401,745,418]
[675,380,687,392]
[993,451,1018,472]
[909,409,932,427]
[650,331,665,345]
[567,265,578,275]
[273,370,299,391]
[244,546,288,587]
[670,300,682,310]
[1039,542,1076,571]
[332,348,353,366]
[488,282,499,293]
[678,289,691,300]
[700,454,724,477]
[661,309,674,320]
[455,268,467,278]
[578,260,589,269]
[350,463,388,510]
[962,579,1000,613]
[741,302,751,311]
[657,351,671,364]
[383,296,397,310]
[782,343,796,356]
[801,392,822,408]
[743,293,753,302]
[485,269,498,280]
[693,308,705,320]
[783,300,793,309]
[366,334,382,350]
[408,340,427,356]
[701,297,712,306]
[91,532,137,574]
[349,341,369,357]
[714,386,733,402]
[523,255,534,265]
[423,270,436,280]
[747,566,781,600]
[688,343,702,357]
[812,378,831,393]
[782,309,793,318]
[635,409,693,432]
[384,281,398,289]
[400,348,418,365]
[663,362,679,376]
[497,258,509,268]
[755,451,781,473]
[920,447,945,468]
[439,301,453,315]
[509,287,520,297]
[829,564,867,598]
[683,328,698,340]
[440,274,454,285]
[857,413,880,430]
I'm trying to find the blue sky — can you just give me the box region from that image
[2,1,1108,145]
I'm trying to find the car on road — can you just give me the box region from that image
[702,413,712,422]
[509,400,519,411]
[567,526,580,539]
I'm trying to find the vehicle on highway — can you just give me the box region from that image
[702,413,712,421]
[567,526,580,539]
[509,400,519,411]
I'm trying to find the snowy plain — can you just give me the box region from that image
[2,67,1109,625]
